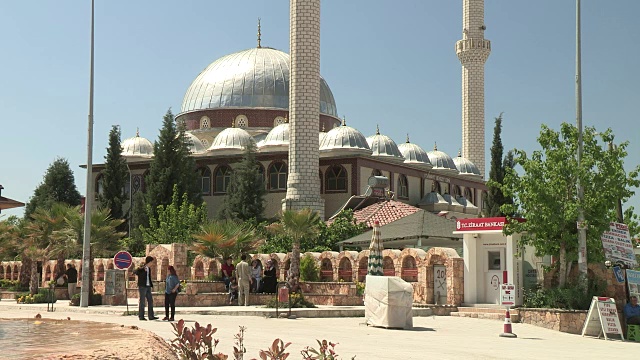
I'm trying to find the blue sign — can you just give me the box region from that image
[612,266,625,283]
[113,251,133,270]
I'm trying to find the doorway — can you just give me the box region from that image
[483,249,504,304]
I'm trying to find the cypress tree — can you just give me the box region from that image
[485,114,506,217]
[217,142,266,222]
[144,109,201,219]
[98,125,129,220]
[24,158,81,218]
[502,150,516,215]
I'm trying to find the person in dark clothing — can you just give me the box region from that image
[63,264,78,299]
[134,256,158,321]
[163,265,180,321]
[221,257,234,290]
[262,260,277,294]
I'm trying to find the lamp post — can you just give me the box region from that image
[575,0,588,282]
[80,0,95,308]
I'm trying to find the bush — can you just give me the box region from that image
[523,279,607,310]
[265,292,316,309]
[15,288,56,304]
[300,254,319,282]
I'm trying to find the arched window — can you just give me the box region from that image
[397,174,409,199]
[431,181,441,194]
[268,162,287,190]
[214,165,232,193]
[319,170,323,194]
[452,185,461,198]
[464,187,473,201]
[326,165,348,192]
[123,173,131,200]
[198,167,211,195]
[371,169,382,177]
[142,170,150,193]
[95,174,104,200]
[274,116,286,127]
[235,115,248,128]
[200,116,210,129]
[257,163,266,187]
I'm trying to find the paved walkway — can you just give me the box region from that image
[0,299,635,359]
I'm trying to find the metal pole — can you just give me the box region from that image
[80,0,95,308]
[576,0,588,281]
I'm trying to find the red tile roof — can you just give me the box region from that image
[351,200,420,228]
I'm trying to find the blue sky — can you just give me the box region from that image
[1,1,638,219]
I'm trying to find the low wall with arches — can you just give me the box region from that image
[0,244,464,306]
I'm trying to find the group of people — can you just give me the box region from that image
[134,254,280,321]
[222,255,278,306]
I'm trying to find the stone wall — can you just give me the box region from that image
[515,308,588,335]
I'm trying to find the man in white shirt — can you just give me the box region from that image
[135,256,158,320]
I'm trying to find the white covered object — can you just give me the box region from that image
[364,275,413,329]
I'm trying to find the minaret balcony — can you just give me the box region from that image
[456,38,491,63]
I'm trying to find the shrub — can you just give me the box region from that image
[523,279,607,310]
[300,254,319,282]
[265,292,315,309]
[15,289,57,304]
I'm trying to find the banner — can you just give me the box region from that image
[600,222,637,268]
[627,270,640,299]
[581,296,624,341]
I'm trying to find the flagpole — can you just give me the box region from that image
[80,0,95,308]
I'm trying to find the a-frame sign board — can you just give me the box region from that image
[581,296,624,341]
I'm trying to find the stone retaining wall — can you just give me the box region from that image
[515,308,587,334]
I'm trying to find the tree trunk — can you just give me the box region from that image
[19,257,32,290]
[54,253,66,282]
[558,241,567,288]
[29,260,39,295]
[288,239,301,287]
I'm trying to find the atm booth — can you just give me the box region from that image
[454,217,525,306]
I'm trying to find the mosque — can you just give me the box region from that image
[91,0,490,223]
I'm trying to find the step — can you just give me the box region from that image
[456,307,507,314]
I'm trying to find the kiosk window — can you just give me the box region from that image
[488,251,501,270]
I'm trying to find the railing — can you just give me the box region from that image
[338,270,352,281]
[383,268,395,277]
[320,270,333,280]
[401,268,419,282]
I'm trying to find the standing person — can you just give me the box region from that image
[250,260,262,293]
[221,257,235,290]
[262,260,277,294]
[62,264,77,300]
[163,265,180,321]
[134,256,158,321]
[235,254,251,306]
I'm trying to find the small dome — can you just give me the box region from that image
[121,131,153,158]
[366,126,404,162]
[397,135,432,168]
[453,152,482,177]
[208,125,254,151]
[262,122,289,147]
[319,131,327,145]
[426,144,458,173]
[183,132,206,154]
[319,120,371,155]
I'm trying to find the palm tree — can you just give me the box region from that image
[192,220,262,261]
[267,209,321,285]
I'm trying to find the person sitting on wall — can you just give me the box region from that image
[624,295,640,325]
[221,257,234,291]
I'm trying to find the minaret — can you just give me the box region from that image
[456,0,491,177]
[283,0,325,218]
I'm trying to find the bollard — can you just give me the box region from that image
[499,308,517,338]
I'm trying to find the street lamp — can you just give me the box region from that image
[575,0,588,281]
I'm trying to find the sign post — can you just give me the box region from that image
[499,283,517,338]
[113,251,133,314]
[581,296,624,341]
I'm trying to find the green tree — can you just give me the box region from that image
[120,191,148,256]
[502,123,640,287]
[624,206,639,240]
[24,158,82,218]
[316,209,367,251]
[192,220,262,260]
[267,209,322,284]
[141,185,208,245]
[98,125,129,221]
[502,150,516,215]
[485,114,506,217]
[145,109,201,219]
[217,143,266,222]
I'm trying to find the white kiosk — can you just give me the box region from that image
[454,217,524,306]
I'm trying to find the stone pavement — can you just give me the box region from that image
[0,299,635,359]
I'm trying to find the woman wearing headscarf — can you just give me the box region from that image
[262,259,277,294]
[163,265,180,321]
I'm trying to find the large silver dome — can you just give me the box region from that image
[181,47,338,117]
